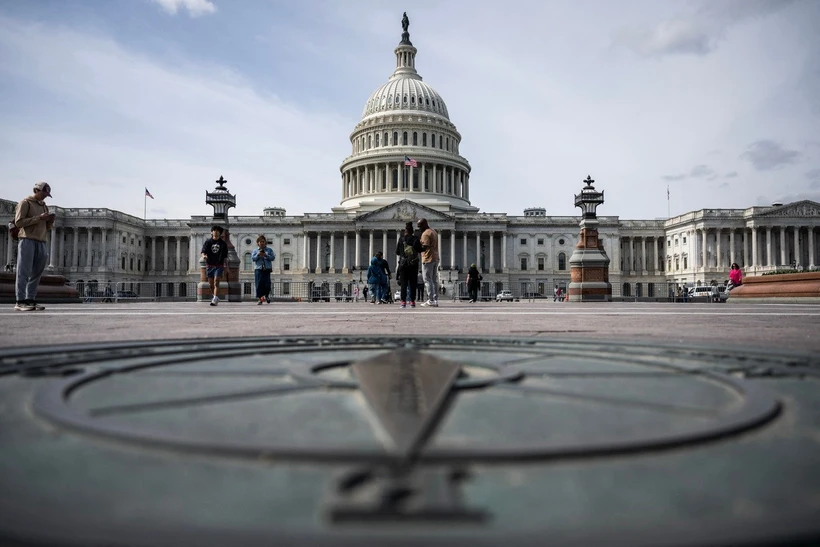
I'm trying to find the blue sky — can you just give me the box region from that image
[1,0,818,220]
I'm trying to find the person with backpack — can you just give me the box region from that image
[367,254,387,304]
[395,222,422,308]
[466,263,482,303]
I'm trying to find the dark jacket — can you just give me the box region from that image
[467,265,482,287]
[367,256,387,285]
[201,238,228,267]
[395,233,422,276]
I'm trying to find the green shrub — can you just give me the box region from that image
[761,267,820,276]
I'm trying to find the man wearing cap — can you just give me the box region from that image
[13,182,55,311]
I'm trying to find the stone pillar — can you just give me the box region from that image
[342,232,348,273]
[450,230,456,270]
[151,238,157,272]
[780,228,787,266]
[438,231,443,264]
[329,232,335,273]
[653,237,660,272]
[176,237,182,272]
[640,237,647,274]
[729,230,736,267]
[48,225,57,269]
[315,232,322,274]
[715,230,722,270]
[58,227,65,270]
[72,229,79,269]
[502,233,508,271]
[462,232,468,270]
[86,229,93,268]
[421,164,426,192]
[809,228,816,269]
[382,230,388,258]
[355,231,361,269]
[793,227,800,267]
[302,232,309,271]
[100,229,107,272]
[568,218,611,302]
[701,230,708,270]
[475,232,481,268]
[752,228,759,268]
[368,231,374,261]
[489,232,495,272]
[766,227,772,267]
[163,237,169,272]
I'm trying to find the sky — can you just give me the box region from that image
[1,0,819,221]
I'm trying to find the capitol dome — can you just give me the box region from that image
[334,13,476,215]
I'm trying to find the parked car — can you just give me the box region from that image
[496,290,514,302]
[688,285,727,302]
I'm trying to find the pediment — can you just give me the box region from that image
[357,200,453,223]
[759,200,820,218]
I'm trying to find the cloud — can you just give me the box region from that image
[662,164,716,181]
[741,140,801,171]
[725,171,738,178]
[756,190,820,206]
[807,168,820,188]
[615,0,798,58]
[151,0,216,17]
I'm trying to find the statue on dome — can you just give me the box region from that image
[402,12,409,33]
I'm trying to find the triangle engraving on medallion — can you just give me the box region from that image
[351,349,461,458]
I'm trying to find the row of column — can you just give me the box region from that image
[696,226,817,269]
[620,236,663,274]
[342,162,469,200]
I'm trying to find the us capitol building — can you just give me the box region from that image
[2,16,819,298]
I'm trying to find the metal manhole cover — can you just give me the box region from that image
[0,336,818,547]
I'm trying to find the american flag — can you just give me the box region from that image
[145,187,154,199]
[404,155,417,167]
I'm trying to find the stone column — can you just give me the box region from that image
[809,228,816,268]
[489,232,495,272]
[780,227,787,266]
[744,229,750,268]
[462,232,468,270]
[58,227,65,270]
[653,237,660,272]
[450,230,456,270]
[476,232,481,268]
[438,231,443,263]
[766,227,772,267]
[48,225,57,269]
[752,228,759,268]
[315,232,322,274]
[329,232,336,273]
[701,230,708,270]
[100,228,108,271]
[729,230,736,266]
[163,237,169,272]
[342,233,348,272]
[85,229,93,268]
[302,232,309,271]
[72,229,79,269]
[793,227,800,267]
[715,230,722,270]
[151,237,156,272]
[174,237,180,272]
[502,233,508,270]
[368,231,374,261]
[432,164,437,193]
[382,230,388,258]
[640,237,647,274]
[421,164,426,191]
[355,231,361,269]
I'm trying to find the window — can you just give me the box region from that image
[368,135,372,148]
[393,131,398,146]
[537,238,544,245]
[683,257,688,269]
[520,257,528,270]
[375,133,379,147]
[675,258,680,270]
[244,252,252,270]
[121,256,125,269]
[122,236,126,243]
[402,132,408,145]
[282,281,291,295]
[558,252,567,270]
[431,134,436,148]
[558,238,565,245]
[422,133,427,146]
[245,238,252,245]
[413,132,418,146]
[137,259,141,271]
[383,132,388,145]
[683,237,687,244]
[284,238,291,245]
[520,238,527,245]
[537,257,545,270]
[129,257,134,270]
[283,257,291,271]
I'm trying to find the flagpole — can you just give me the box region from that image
[144,192,147,221]
[667,185,670,218]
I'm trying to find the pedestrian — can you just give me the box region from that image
[353,285,359,302]
[553,285,560,302]
[201,225,229,306]
[395,221,421,308]
[728,262,743,291]
[466,263,482,303]
[13,182,55,311]
[84,284,93,303]
[363,285,369,302]
[416,218,439,307]
[367,254,387,304]
[376,251,392,303]
[252,234,275,305]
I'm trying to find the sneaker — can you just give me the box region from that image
[257,300,263,305]
[14,302,34,311]
[400,302,406,308]
[431,301,439,307]
[410,302,416,308]
[210,296,219,307]
[31,302,45,311]
[420,300,433,307]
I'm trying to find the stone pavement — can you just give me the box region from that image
[1,299,819,353]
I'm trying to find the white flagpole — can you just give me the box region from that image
[144,191,147,221]
[667,185,671,218]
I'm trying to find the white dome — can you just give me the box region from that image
[362,78,449,120]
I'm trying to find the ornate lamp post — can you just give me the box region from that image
[567,176,612,302]
[198,176,241,302]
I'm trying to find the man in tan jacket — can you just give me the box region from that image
[14,182,55,311]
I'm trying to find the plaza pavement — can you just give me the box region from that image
[2,299,820,354]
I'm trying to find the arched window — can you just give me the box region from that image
[384,132,389,145]
[243,252,252,270]
[439,136,443,149]
[375,133,379,147]
[411,96,415,105]
[388,96,392,105]
[422,133,427,146]
[558,252,567,270]
[367,135,371,149]
[402,132,408,145]
[413,132,418,146]
[393,131,398,146]
[431,134,436,148]
[446,137,450,151]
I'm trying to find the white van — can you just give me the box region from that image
[688,285,727,302]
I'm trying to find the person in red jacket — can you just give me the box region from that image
[728,263,743,290]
